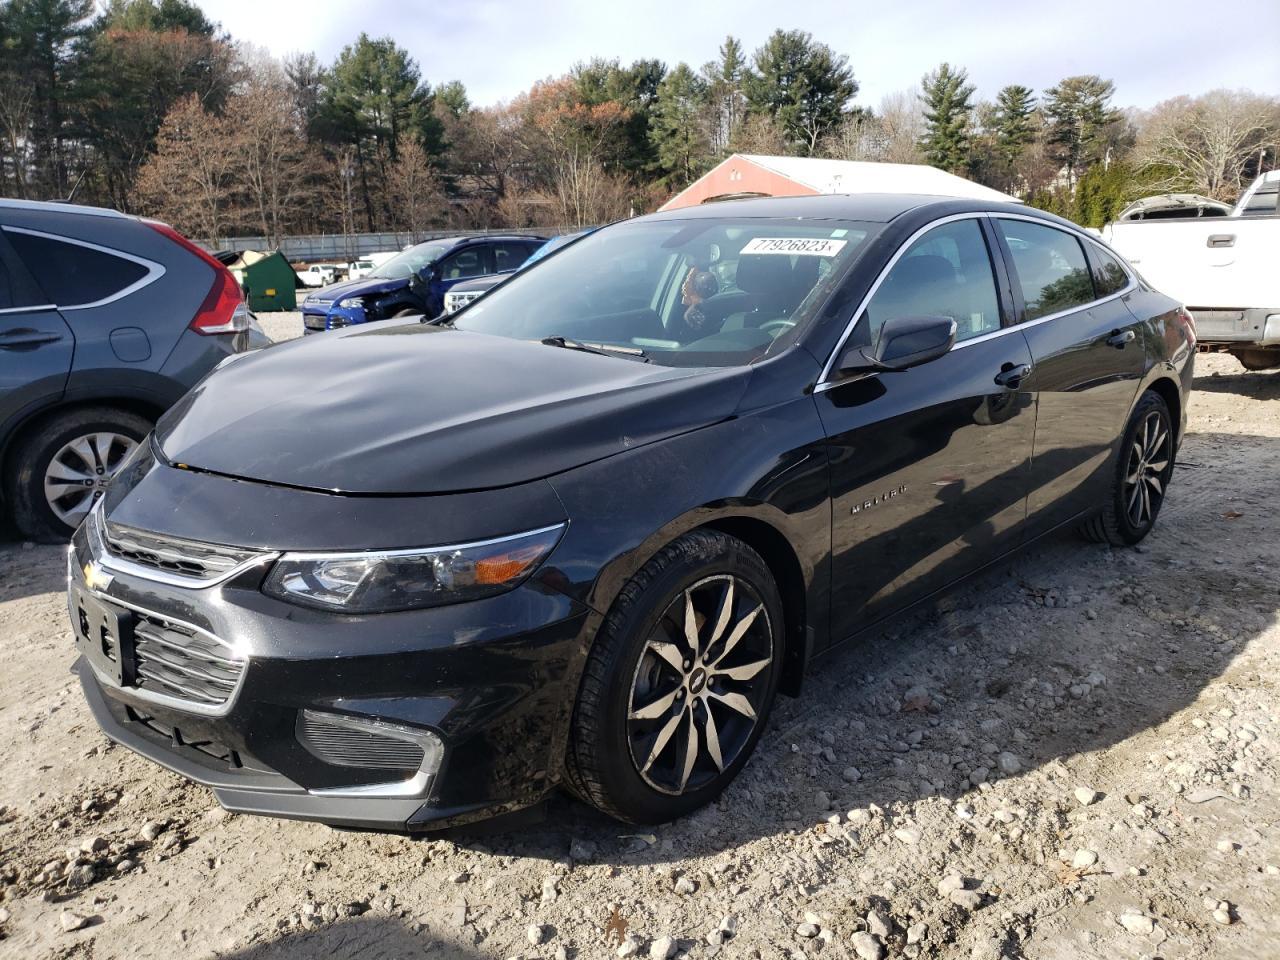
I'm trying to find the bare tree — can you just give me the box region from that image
[134,95,236,244]
[388,137,444,240]
[877,90,925,164]
[0,84,34,198]
[1136,90,1280,199]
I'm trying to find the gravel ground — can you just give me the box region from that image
[1,353,1278,960]
[254,311,304,343]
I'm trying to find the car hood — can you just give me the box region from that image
[305,276,408,302]
[156,322,751,495]
[447,274,507,295]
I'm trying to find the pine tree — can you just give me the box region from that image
[743,29,857,155]
[993,85,1036,167]
[919,63,975,174]
[1042,75,1122,188]
[651,62,710,187]
[701,35,746,155]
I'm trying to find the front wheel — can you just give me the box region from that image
[565,530,783,824]
[1079,390,1175,546]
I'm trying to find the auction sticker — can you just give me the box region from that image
[741,237,847,256]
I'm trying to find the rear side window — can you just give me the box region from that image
[1090,244,1130,297]
[1242,182,1278,216]
[492,241,534,273]
[4,229,150,308]
[864,218,1002,344]
[996,220,1095,321]
[0,258,11,309]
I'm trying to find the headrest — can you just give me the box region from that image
[888,255,956,289]
[735,254,797,294]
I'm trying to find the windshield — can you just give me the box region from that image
[372,243,450,279]
[450,218,877,367]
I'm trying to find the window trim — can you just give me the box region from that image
[1,225,166,310]
[816,211,1137,391]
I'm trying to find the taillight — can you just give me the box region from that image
[144,220,249,335]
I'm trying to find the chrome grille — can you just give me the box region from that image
[296,711,426,771]
[91,504,273,586]
[133,612,246,707]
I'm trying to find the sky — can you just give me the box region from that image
[200,0,1280,111]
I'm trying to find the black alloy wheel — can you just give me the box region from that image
[565,530,782,824]
[1080,390,1175,546]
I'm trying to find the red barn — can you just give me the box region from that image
[660,154,1018,211]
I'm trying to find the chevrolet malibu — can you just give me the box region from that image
[67,195,1194,830]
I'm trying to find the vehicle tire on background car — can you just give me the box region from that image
[1079,389,1175,547]
[565,529,783,824]
[1231,348,1280,372]
[5,406,152,543]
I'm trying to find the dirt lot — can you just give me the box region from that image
[1,352,1277,960]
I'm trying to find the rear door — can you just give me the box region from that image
[992,217,1145,535]
[817,215,1037,640]
[491,240,538,275]
[0,228,74,440]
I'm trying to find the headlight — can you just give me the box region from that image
[262,524,565,613]
[337,297,361,309]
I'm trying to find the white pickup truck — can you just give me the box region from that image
[1102,171,1280,370]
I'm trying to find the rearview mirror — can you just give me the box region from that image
[837,315,957,376]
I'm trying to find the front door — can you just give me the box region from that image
[991,218,1146,536]
[816,216,1037,642]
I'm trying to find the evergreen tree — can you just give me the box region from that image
[651,62,710,187]
[1042,75,1122,187]
[701,35,746,155]
[919,62,975,174]
[992,85,1036,168]
[743,29,857,155]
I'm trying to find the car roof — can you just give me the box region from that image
[0,197,130,220]
[417,235,545,250]
[639,192,1037,225]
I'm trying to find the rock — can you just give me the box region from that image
[1072,849,1098,869]
[796,922,820,938]
[969,766,989,786]
[116,859,136,873]
[850,931,885,960]
[79,836,107,854]
[901,686,931,711]
[60,909,92,932]
[948,889,983,910]
[954,803,974,820]
[993,809,1015,824]
[937,874,965,897]
[569,837,598,862]
[842,766,863,783]
[997,752,1022,775]
[906,921,928,945]
[449,871,469,884]
[815,790,832,811]
[541,875,559,904]
[1213,901,1234,925]
[555,946,570,960]
[649,935,677,959]
[893,827,921,845]
[527,924,547,946]
[139,821,165,842]
[866,908,892,938]
[617,934,641,957]
[674,875,696,895]
[848,808,873,826]
[66,863,96,889]
[1118,911,1155,936]
[1073,787,1099,806]
[204,806,230,823]
[1216,840,1238,854]
[0,906,10,924]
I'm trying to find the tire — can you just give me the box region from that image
[5,406,152,543]
[1078,390,1175,547]
[565,529,784,824]
[1232,348,1280,372]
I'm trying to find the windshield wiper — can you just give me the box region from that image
[540,335,650,362]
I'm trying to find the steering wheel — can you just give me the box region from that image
[759,318,797,338]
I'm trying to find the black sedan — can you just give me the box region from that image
[67,194,1194,830]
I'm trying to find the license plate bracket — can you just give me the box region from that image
[72,588,136,687]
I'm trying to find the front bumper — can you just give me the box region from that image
[302,303,366,334]
[68,499,591,831]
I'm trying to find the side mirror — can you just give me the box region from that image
[837,315,957,375]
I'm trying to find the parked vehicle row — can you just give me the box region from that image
[0,199,252,541]
[67,194,1193,831]
[1103,170,1280,370]
[301,235,546,331]
[441,229,591,315]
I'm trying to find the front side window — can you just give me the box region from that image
[862,218,1001,345]
[1242,182,1279,216]
[441,246,491,280]
[5,230,149,308]
[996,219,1095,321]
[492,241,535,273]
[370,243,449,279]
[1090,243,1130,297]
[450,218,877,367]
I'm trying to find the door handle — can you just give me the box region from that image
[1106,329,1136,349]
[994,363,1032,389]
[0,329,62,349]
[1206,234,1236,248]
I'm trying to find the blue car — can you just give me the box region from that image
[301,234,545,333]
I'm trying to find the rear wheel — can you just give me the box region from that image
[1079,390,1174,546]
[5,406,152,542]
[565,530,782,824]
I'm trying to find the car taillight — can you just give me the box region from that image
[144,220,249,335]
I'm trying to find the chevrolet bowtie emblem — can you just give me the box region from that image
[83,562,114,591]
